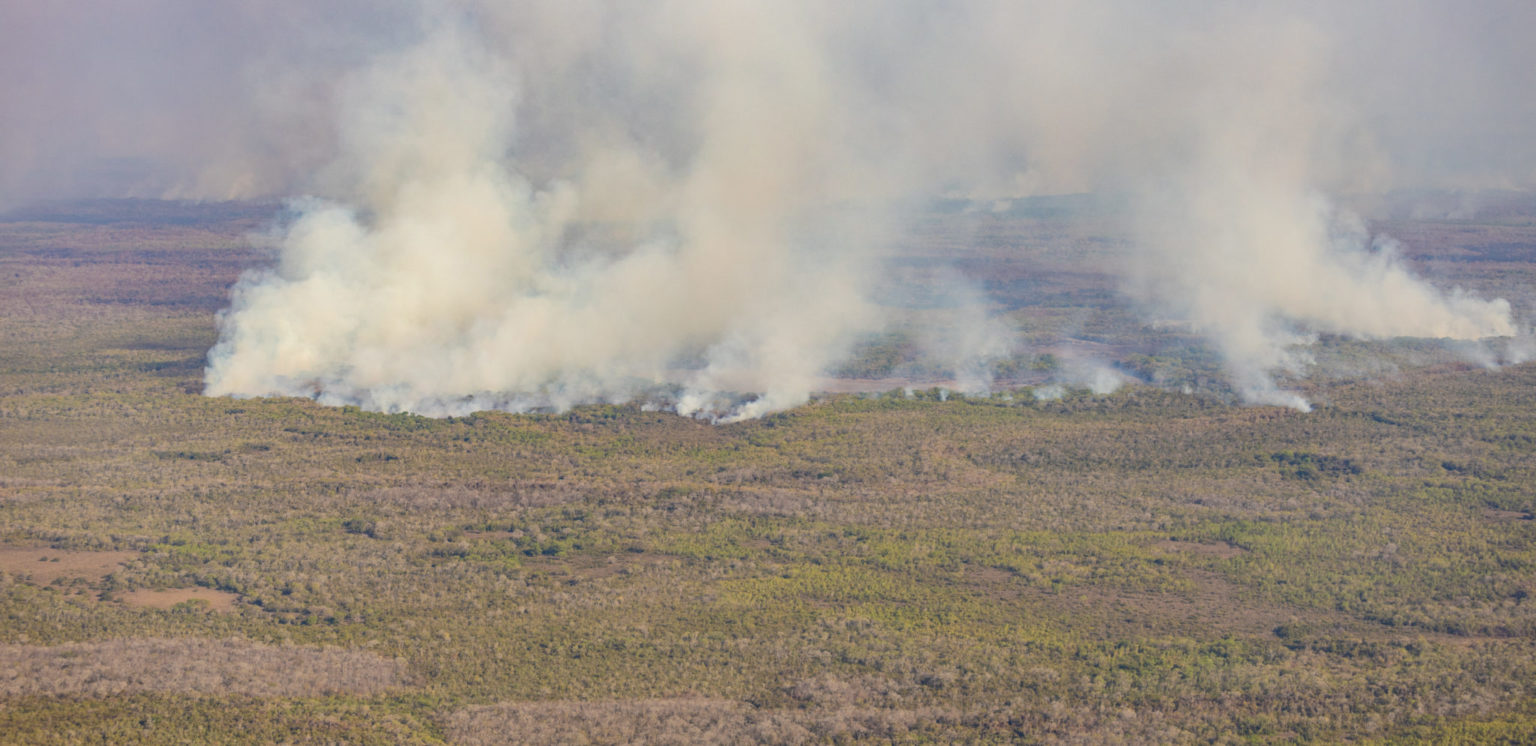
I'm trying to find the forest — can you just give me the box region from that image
[1,197,1534,743]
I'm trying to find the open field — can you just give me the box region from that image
[2,199,1535,743]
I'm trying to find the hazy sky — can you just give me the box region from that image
[2,1,1532,208]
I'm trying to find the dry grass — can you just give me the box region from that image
[0,638,408,698]
[447,696,969,746]
[1483,508,1534,522]
[117,587,240,613]
[449,698,802,745]
[1153,539,1248,558]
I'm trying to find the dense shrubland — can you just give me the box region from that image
[2,206,1535,743]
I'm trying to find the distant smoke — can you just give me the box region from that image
[908,276,1019,395]
[6,2,1526,416]
[1131,192,1515,409]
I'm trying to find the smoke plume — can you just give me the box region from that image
[5,1,1529,415]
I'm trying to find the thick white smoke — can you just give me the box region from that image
[186,1,1529,415]
[205,10,890,420]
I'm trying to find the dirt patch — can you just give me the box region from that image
[119,587,240,612]
[1482,508,1533,521]
[0,547,137,585]
[1155,540,1248,558]
[963,564,1024,601]
[524,551,678,582]
[0,638,408,698]
[719,488,820,517]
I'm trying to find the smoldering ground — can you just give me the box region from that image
[5,1,1530,417]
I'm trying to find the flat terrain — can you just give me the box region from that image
[2,199,1535,743]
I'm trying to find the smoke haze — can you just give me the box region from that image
[6,1,1530,415]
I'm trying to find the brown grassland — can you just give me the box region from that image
[1,197,1534,743]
